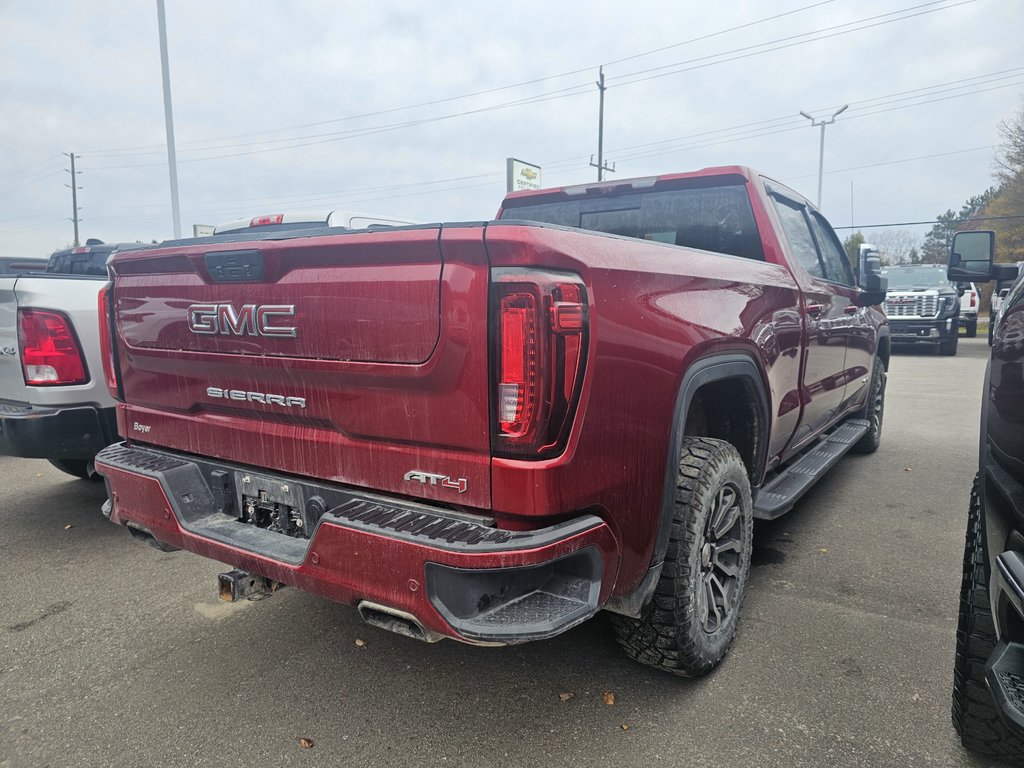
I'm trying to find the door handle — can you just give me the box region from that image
[843,305,858,315]
[806,303,825,318]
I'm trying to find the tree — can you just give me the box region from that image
[842,231,864,270]
[996,100,1024,183]
[864,228,919,266]
[920,188,997,264]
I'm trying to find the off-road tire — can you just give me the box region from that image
[952,474,1024,759]
[941,332,959,356]
[46,458,100,481]
[966,319,978,338]
[611,437,752,677]
[852,355,885,455]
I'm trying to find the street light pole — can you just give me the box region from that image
[799,104,848,208]
[156,0,181,238]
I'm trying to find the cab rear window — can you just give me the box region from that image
[500,184,764,261]
[46,250,112,276]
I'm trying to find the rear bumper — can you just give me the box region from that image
[888,317,957,344]
[958,313,978,327]
[95,442,619,644]
[0,401,117,459]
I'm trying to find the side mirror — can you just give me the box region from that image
[858,253,886,290]
[947,230,995,282]
[993,263,1020,284]
[855,256,887,306]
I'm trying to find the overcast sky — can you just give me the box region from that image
[1,0,1021,256]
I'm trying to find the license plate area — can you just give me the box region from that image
[235,471,311,538]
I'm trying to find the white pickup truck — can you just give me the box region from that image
[957,281,979,337]
[0,241,120,479]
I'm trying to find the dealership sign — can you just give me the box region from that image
[506,158,542,192]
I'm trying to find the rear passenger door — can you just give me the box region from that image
[770,194,856,447]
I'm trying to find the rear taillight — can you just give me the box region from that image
[97,282,122,400]
[17,308,88,386]
[491,269,588,458]
[250,214,284,227]
[970,292,977,308]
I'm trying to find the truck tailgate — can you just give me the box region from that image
[0,274,112,410]
[0,277,24,404]
[109,225,493,508]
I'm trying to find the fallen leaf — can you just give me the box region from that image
[298,737,315,749]
[621,723,630,731]
[64,524,73,530]
[602,691,615,705]
[903,467,912,472]
[558,692,574,702]
[818,548,829,553]
[354,639,366,648]
[35,473,42,478]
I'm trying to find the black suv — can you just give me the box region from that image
[882,264,962,355]
[947,231,1024,760]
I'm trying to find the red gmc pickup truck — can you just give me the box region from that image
[96,166,889,677]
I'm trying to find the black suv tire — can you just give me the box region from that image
[952,474,1024,759]
[611,437,752,677]
[46,458,100,481]
[966,319,978,338]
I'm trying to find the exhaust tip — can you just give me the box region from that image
[357,601,443,643]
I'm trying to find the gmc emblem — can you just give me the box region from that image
[187,303,297,337]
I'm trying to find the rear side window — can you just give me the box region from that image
[503,184,764,261]
[772,197,824,279]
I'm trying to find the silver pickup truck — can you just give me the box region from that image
[0,241,120,479]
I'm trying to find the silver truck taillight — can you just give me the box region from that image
[17,308,88,386]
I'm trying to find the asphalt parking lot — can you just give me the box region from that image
[0,337,999,767]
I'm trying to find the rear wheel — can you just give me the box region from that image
[852,355,885,454]
[965,319,978,338]
[611,437,752,677]
[952,475,1024,758]
[46,458,100,481]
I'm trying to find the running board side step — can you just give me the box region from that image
[753,418,870,520]
[986,641,1024,731]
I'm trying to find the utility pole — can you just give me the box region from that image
[799,104,848,208]
[156,0,182,238]
[589,66,615,181]
[64,152,82,247]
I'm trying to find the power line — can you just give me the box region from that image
[785,146,996,181]
[79,0,839,157]
[608,0,973,87]
[79,0,968,167]
[0,169,65,197]
[835,215,1024,230]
